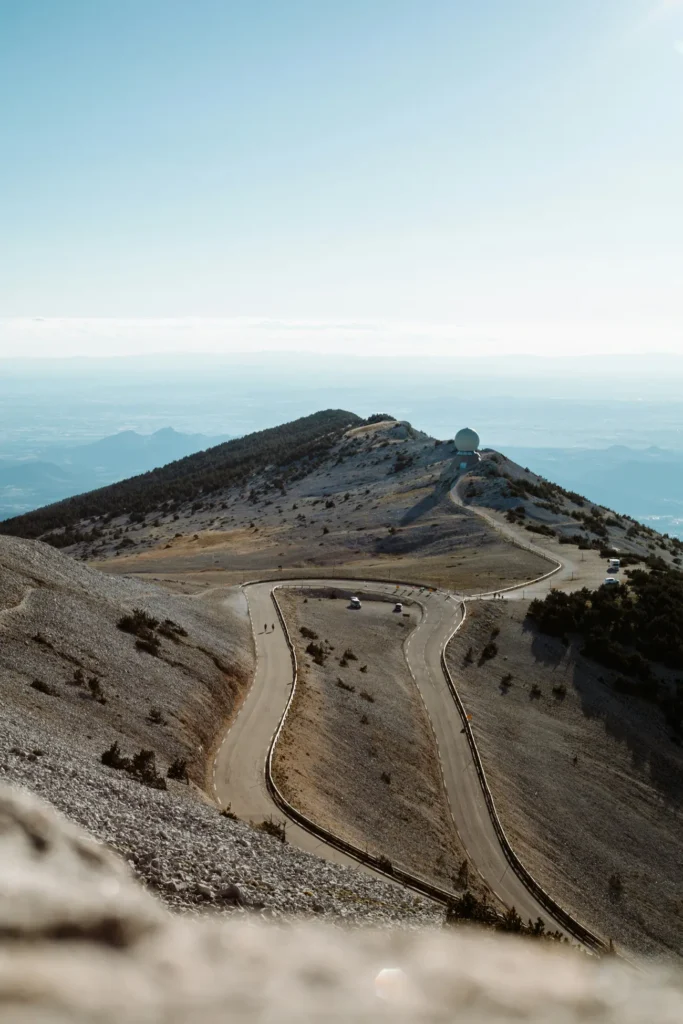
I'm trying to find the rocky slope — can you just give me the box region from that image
[0,535,252,792]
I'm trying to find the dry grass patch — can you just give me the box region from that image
[274,590,472,891]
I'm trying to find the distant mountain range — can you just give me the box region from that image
[503,445,683,538]
[0,427,233,520]
[0,411,357,536]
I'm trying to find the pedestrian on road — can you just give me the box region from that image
[271,623,275,632]
[264,623,267,633]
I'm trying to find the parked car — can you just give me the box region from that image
[603,577,620,586]
[349,595,362,609]
[393,602,403,613]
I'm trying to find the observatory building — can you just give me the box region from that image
[454,427,481,471]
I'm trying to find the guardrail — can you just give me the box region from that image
[440,601,606,953]
[264,583,463,907]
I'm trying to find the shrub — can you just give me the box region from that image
[360,690,375,703]
[101,741,130,771]
[118,608,159,636]
[500,673,513,689]
[70,668,86,687]
[360,713,369,724]
[306,641,326,665]
[130,749,166,790]
[479,641,498,665]
[221,805,238,820]
[136,635,161,657]
[300,626,318,640]
[377,855,393,874]
[608,872,624,898]
[148,706,166,725]
[359,664,368,673]
[88,676,106,703]
[463,646,474,666]
[552,683,567,699]
[157,618,188,640]
[167,757,189,782]
[530,683,542,698]
[380,771,391,784]
[257,817,286,842]
[343,648,357,661]
[457,859,470,888]
[336,678,355,693]
[30,679,58,696]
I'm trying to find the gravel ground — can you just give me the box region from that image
[273,589,472,892]
[0,704,443,926]
[445,600,683,962]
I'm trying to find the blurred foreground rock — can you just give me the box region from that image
[0,784,681,1023]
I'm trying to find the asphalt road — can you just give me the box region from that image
[214,581,562,928]
[213,503,609,932]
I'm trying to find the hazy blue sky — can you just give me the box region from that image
[1,0,682,357]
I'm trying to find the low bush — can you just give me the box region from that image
[167,757,189,782]
[336,678,355,693]
[478,641,498,665]
[257,817,286,842]
[157,618,188,640]
[117,608,159,637]
[136,635,161,657]
[31,679,59,696]
[609,872,624,898]
[360,690,375,703]
[446,891,564,941]
[300,626,318,640]
[306,641,326,665]
[100,742,166,790]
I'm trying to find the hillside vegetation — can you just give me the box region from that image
[0,410,361,541]
[529,567,683,736]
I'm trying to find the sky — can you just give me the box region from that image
[1,0,682,359]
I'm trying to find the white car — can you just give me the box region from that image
[603,577,620,586]
[393,602,403,613]
[349,595,362,609]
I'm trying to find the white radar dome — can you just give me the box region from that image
[455,427,480,452]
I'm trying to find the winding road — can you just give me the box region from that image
[213,493,609,941]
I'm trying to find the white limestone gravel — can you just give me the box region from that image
[0,705,443,927]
